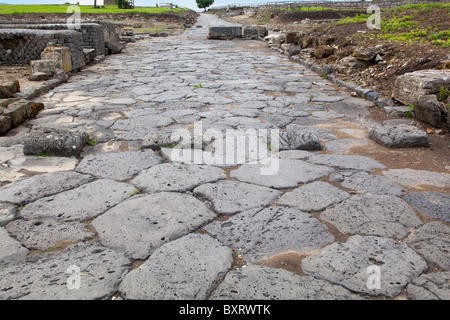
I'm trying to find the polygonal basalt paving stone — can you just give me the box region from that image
[382,169,450,189]
[119,234,233,300]
[0,171,94,205]
[302,235,428,298]
[19,179,135,222]
[403,192,450,223]
[277,181,350,212]
[204,206,334,262]
[76,149,163,181]
[406,272,450,300]
[131,163,226,193]
[340,171,405,196]
[210,264,362,300]
[404,222,450,270]
[230,159,333,189]
[6,218,96,252]
[193,180,282,215]
[0,227,29,266]
[0,242,130,300]
[320,194,423,240]
[0,202,17,227]
[308,154,386,172]
[91,193,217,260]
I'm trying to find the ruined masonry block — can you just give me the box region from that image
[2,100,44,127]
[208,26,243,40]
[23,127,88,157]
[243,25,268,39]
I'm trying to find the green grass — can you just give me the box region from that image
[335,3,450,48]
[0,4,184,15]
[336,13,371,25]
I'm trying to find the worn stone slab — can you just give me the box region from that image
[0,227,29,265]
[131,163,226,193]
[369,124,429,148]
[278,181,350,212]
[285,124,336,140]
[7,156,79,174]
[341,171,405,196]
[404,222,450,270]
[205,206,334,262]
[320,194,422,239]
[211,264,362,300]
[230,159,333,189]
[91,193,216,260]
[6,218,96,252]
[19,179,135,222]
[141,131,180,150]
[279,150,316,159]
[23,127,89,157]
[120,234,233,300]
[0,202,17,227]
[277,130,322,151]
[0,171,93,205]
[308,154,386,172]
[193,180,282,215]
[324,138,373,154]
[382,169,450,189]
[403,192,450,223]
[302,235,427,298]
[0,242,130,300]
[406,272,450,300]
[76,149,163,181]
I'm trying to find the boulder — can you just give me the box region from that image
[0,80,20,98]
[285,32,298,44]
[105,40,124,54]
[314,45,334,59]
[352,46,378,62]
[392,70,449,127]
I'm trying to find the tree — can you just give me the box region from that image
[196,0,214,12]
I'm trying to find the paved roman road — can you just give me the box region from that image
[0,14,449,300]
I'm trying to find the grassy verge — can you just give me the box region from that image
[335,2,450,48]
[0,4,186,15]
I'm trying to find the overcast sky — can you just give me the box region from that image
[0,0,326,11]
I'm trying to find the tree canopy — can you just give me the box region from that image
[196,0,214,11]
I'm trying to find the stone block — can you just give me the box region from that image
[243,25,268,39]
[23,127,89,157]
[207,26,243,40]
[0,116,12,134]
